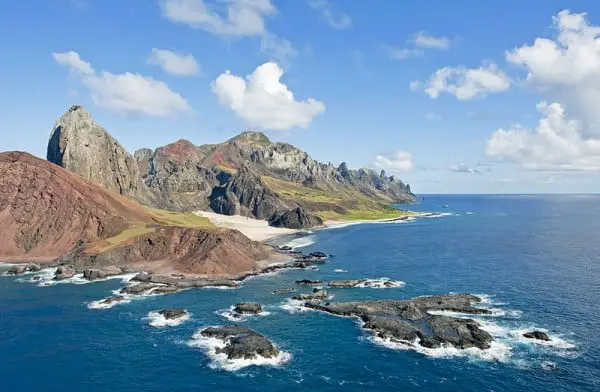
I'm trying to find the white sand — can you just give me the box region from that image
[194,210,297,242]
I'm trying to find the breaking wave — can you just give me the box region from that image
[146,311,190,328]
[186,328,291,371]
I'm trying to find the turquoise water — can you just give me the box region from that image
[1,195,599,391]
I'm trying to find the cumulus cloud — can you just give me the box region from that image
[418,62,511,100]
[414,31,450,50]
[486,101,600,172]
[448,162,482,174]
[161,0,296,64]
[506,10,600,136]
[53,51,191,117]
[485,10,600,172]
[308,0,352,30]
[375,151,414,172]
[147,48,200,76]
[212,62,325,130]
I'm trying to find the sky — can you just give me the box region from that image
[2,0,600,194]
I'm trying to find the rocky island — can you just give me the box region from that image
[306,294,494,350]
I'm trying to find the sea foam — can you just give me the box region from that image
[187,328,291,371]
[216,306,271,322]
[146,311,190,328]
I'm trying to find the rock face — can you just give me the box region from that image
[47,105,154,205]
[200,325,279,360]
[45,106,415,229]
[233,302,263,314]
[269,207,323,229]
[54,265,75,280]
[306,293,494,350]
[0,151,274,276]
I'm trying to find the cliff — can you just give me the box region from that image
[0,152,273,276]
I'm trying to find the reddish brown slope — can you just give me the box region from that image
[0,152,273,276]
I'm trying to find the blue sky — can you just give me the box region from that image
[2,0,600,194]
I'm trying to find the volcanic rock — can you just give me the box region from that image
[233,302,263,314]
[523,330,551,341]
[269,207,323,229]
[54,265,75,280]
[158,308,187,319]
[200,325,280,360]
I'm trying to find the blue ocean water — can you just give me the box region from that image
[1,195,599,392]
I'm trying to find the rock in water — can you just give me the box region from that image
[233,302,263,314]
[295,279,323,286]
[269,207,323,229]
[54,265,75,280]
[47,105,154,205]
[293,289,328,301]
[306,293,494,351]
[200,325,280,360]
[158,309,187,319]
[523,330,551,341]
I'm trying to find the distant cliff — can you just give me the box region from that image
[48,106,415,228]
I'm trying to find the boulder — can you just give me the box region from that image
[269,207,324,229]
[293,289,328,301]
[234,302,263,314]
[7,265,27,275]
[100,295,125,305]
[523,330,551,341]
[54,265,75,280]
[121,283,161,295]
[272,288,296,294]
[158,309,187,319]
[132,272,152,282]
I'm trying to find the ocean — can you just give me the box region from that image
[1,195,599,391]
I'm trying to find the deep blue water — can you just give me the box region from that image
[1,195,599,391]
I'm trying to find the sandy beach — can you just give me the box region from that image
[194,210,299,242]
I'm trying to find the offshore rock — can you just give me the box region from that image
[200,325,279,360]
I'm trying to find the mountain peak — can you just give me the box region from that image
[230,131,271,145]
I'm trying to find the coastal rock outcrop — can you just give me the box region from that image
[268,207,323,229]
[83,265,123,280]
[305,293,494,351]
[293,289,328,301]
[6,263,41,275]
[158,308,188,320]
[47,105,154,205]
[200,325,280,360]
[54,265,76,280]
[523,330,551,341]
[233,302,263,314]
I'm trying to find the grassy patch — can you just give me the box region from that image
[144,207,214,228]
[104,225,155,246]
[316,208,416,222]
[261,176,346,203]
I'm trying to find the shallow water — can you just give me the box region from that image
[1,195,599,391]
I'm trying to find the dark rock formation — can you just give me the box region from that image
[6,263,41,275]
[47,105,154,205]
[54,265,75,280]
[83,265,123,280]
[523,330,551,341]
[293,289,328,301]
[327,279,365,288]
[121,283,160,295]
[306,293,494,351]
[273,288,296,294]
[295,279,323,286]
[200,325,280,360]
[158,308,187,319]
[268,207,323,229]
[100,295,125,305]
[233,302,263,314]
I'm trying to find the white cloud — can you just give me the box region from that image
[53,51,191,117]
[486,101,600,171]
[506,10,600,136]
[384,46,423,60]
[420,63,511,100]
[414,31,450,50]
[409,80,421,91]
[147,48,200,76]
[375,151,414,172]
[260,34,298,64]
[161,0,274,36]
[449,162,481,174]
[162,0,296,64]
[308,0,352,30]
[212,62,325,130]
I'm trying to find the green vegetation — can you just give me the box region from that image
[262,175,416,222]
[316,208,416,222]
[104,225,155,247]
[144,206,214,228]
